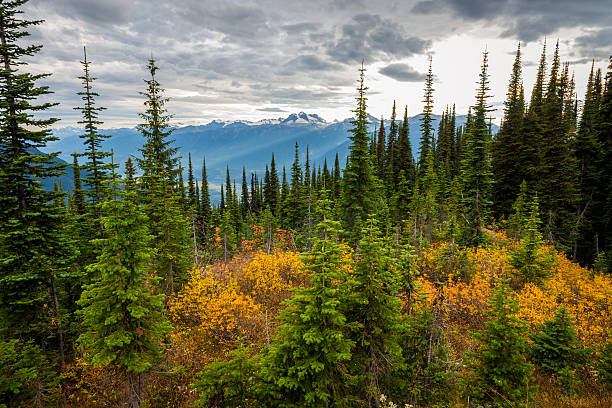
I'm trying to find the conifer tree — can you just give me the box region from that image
[465,281,535,407]
[519,41,547,191]
[397,105,415,191]
[135,59,191,294]
[187,152,197,209]
[529,307,585,386]
[74,46,113,220]
[377,115,386,177]
[0,1,76,385]
[418,56,435,175]
[78,164,171,408]
[200,156,211,224]
[345,220,402,404]
[341,65,377,242]
[460,51,493,246]
[287,141,304,230]
[241,167,249,219]
[492,43,526,218]
[574,62,604,264]
[597,56,612,272]
[537,42,578,251]
[264,189,353,406]
[508,194,553,285]
[71,153,86,216]
[384,101,398,191]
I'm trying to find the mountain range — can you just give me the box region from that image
[42,112,498,200]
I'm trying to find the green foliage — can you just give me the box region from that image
[598,340,612,390]
[394,307,450,406]
[194,347,263,408]
[77,173,172,375]
[341,65,377,243]
[344,219,403,405]
[264,191,354,407]
[464,280,535,407]
[529,307,587,390]
[0,339,53,408]
[508,194,554,285]
[460,51,493,246]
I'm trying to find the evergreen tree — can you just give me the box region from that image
[71,153,86,216]
[508,194,554,285]
[345,220,402,404]
[78,165,171,408]
[574,62,604,265]
[529,307,586,388]
[264,190,353,407]
[241,167,249,219]
[460,51,493,246]
[397,105,415,192]
[74,46,113,219]
[0,1,76,391]
[376,115,386,177]
[597,57,612,273]
[200,156,211,225]
[492,43,526,218]
[287,141,304,230]
[465,280,535,407]
[418,56,435,175]
[135,59,191,294]
[537,42,578,251]
[187,152,197,210]
[341,65,377,242]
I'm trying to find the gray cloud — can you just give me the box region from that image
[324,14,430,64]
[379,63,427,82]
[575,28,612,59]
[256,107,288,112]
[413,0,612,45]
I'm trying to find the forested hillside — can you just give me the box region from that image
[1,1,612,407]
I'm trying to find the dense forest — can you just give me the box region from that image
[1,0,612,407]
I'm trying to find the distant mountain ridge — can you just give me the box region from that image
[43,112,498,199]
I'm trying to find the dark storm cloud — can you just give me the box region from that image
[575,28,612,59]
[324,14,430,64]
[34,0,133,25]
[413,0,612,45]
[379,63,427,82]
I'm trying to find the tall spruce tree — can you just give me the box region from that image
[74,46,112,221]
[492,43,526,218]
[341,64,377,242]
[597,56,612,273]
[418,56,435,175]
[135,59,191,294]
[345,220,402,405]
[574,62,603,264]
[0,2,77,393]
[78,164,172,408]
[537,42,578,251]
[460,50,493,246]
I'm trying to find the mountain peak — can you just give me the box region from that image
[281,112,326,125]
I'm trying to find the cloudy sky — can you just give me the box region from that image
[24,0,611,128]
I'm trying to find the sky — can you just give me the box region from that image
[23,0,612,128]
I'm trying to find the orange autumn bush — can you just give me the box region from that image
[414,232,612,350]
[167,249,305,368]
